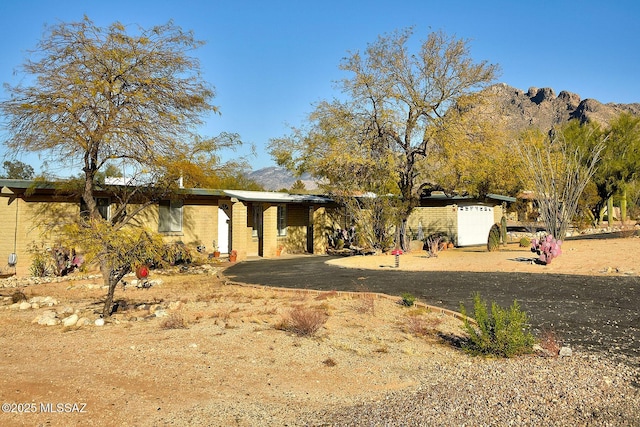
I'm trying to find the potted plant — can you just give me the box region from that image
[212,240,220,258]
[229,250,237,262]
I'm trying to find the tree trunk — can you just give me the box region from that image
[398,218,410,252]
[100,260,130,317]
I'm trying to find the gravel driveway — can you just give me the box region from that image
[225,256,640,366]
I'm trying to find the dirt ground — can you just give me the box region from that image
[328,234,640,277]
[0,235,638,426]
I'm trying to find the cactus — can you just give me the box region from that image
[519,236,531,247]
[487,224,501,252]
[531,234,563,265]
[500,215,508,246]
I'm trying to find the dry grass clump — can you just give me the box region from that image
[322,357,337,367]
[315,290,338,300]
[355,293,375,315]
[277,305,328,336]
[405,313,443,337]
[538,326,561,356]
[11,290,27,303]
[160,312,189,329]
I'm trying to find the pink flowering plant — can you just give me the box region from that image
[531,234,563,265]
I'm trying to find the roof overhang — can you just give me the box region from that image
[223,190,334,204]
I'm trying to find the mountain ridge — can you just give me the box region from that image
[250,83,640,191]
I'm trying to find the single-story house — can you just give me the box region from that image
[0,179,336,276]
[0,179,516,276]
[407,192,516,246]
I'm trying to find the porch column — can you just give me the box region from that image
[313,206,328,254]
[230,199,248,261]
[262,204,278,258]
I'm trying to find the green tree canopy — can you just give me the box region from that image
[1,160,35,180]
[593,113,640,222]
[426,92,523,197]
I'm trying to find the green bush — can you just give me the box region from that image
[519,236,531,247]
[460,293,535,358]
[161,241,193,266]
[401,292,416,307]
[487,224,501,252]
[27,243,52,277]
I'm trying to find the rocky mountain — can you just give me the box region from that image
[247,166,319,191]
[484,83,640,132]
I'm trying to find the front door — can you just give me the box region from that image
[306,206,314,253]
[254,204,264,256]
[217,207,230,254]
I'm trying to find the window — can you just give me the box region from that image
[159,199,183,233]
[277,205,287,236]
[251,204,262,237]
[80,197,110,220]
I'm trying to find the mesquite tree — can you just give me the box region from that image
[1,17,237,316]
[269,28,498,250]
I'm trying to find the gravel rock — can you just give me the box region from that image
[559,346,573,357]
[62,313,79,327]
[76,317,91,327]
[301,355,640,426]
[33,310,59,326]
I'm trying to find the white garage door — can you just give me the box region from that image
[457,205,494,246]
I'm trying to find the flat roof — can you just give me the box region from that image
[0,179,514,204]
[223,190,334,204]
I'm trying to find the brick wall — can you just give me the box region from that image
[0,193,77,276]
[407,205,458,240]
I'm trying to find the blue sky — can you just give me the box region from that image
[1,0,639,175]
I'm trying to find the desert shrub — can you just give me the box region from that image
[27,242,84,277]
[315,290,338,301]
[400,292,416,307]
[160,312,189,329]
[487,224,501,252]
[322,357,337,367]
[160,241,193,266]
[519,236,531,247]
[405,314,442,337]
[425,235,442,257]
[11,290,27,303]
[355,292,375,315]
[51,246,83,276]
[538,326,561,357]
[28,243,52,277]
[460,293,535,358]
[278,306,327,336]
